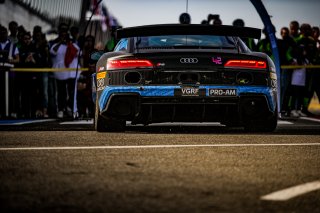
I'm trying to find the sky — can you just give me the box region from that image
[103,0,320,38]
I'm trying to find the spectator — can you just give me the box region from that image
[289,21,300,42]
[104,26,118,52]
[312,26,320,48]
[16,25,26,49]
[232,19,256,50]
[0,26,19,64]
[310,26,320,110]
[207,14,222,26]
[0,25,19,118]
[279,27,297,115]
[70,26,79,45]
[8,21,18,44]
[213,18,222,26]
[32,26,51,117]
[290,23,317,117]
[50,23,80,118]
[77,35,96,118]
[257,26,278,59]
[17,31,39,118]
[201,20,208,25]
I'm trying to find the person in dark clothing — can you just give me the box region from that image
[312,26,320,48]
[310,26,320,111]
[289,20,300,42]
[257,26,297,115]
[290,23,317,117]
[279,27,299,115]
[232,19,257,51]
[16,31,41,118]
[0,26,19,118]
[32,26,51,117]
[8,21,18,44]
[77,35,96,118]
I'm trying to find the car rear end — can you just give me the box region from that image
[93,25,278,132]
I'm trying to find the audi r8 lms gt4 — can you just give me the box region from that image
[92,24,278,132]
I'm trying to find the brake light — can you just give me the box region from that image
[225,60,266,69]
[107,59,153,70]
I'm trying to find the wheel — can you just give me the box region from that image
[244,112,278,132]
[94,99,126,132]
[221,121,242,128]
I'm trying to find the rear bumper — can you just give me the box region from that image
[98,85,277,124]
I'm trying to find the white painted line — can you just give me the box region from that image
[134,121,293,126]
[60,119,94,125]
[0,143,320,151]
[140,122,224,127]
[59,121,293,126]
[300,117,320,123]
[277,120,293,125]
[261,180,320,201]
[0,119,56,125]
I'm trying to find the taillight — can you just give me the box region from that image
[107,59,153,70]
[224,60,266,69]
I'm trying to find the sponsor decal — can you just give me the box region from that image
[212,57,222,65]
[182,87,199,96]
[156,62,166,67]
[270,72,277,80]
[98,67,104,71]
[97,86,105,91]
[271,79,277,89]
[209,89,237,97]
[174,87,205,96]
[97,71,106,79]
[180,58,198,64]
[97,78,104,88]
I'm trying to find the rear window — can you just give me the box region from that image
[135,35,236,49]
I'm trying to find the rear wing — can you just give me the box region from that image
[116,24,261,39]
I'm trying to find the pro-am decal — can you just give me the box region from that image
[209,88,237,97]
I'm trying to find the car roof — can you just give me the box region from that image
[116,24,261,40]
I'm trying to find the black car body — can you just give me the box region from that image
[92,24,278,132]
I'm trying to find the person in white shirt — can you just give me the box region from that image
[50,23,80,118]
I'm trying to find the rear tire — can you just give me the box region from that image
[94,99,126,132]
[244,112,278,132]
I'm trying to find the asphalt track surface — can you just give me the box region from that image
[0,118,319,213]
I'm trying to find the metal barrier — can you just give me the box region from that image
[11,67,89,72]
[280,65,320,69]
[0,63,14,117]
[0,66,89,118]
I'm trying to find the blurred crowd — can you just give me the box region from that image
[238,20,320,118]
[0,21,117,119]
[204,15,320,118]
[0,18,320,119]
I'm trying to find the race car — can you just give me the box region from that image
[92,24,278,132]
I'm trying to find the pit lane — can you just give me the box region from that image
[0,118,319,212]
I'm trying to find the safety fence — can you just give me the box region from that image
[11,68,89,72]
[0,65,88,118]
